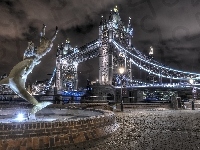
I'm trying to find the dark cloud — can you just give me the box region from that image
[74,24,94,34]
[22,25,39,41]
[0,0,200,85]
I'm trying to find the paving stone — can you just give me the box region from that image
[64,109,200,150]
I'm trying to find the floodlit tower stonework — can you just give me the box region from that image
[56,40,78,91]
[55,6,133,91]
[98,6,133,86]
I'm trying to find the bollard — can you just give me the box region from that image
[192,100,195,110]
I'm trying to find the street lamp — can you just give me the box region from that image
[186,78,197,110]
[189,78,196,110]
[119,67,125,111]
[73,62,78,91]
[189,78,194,85]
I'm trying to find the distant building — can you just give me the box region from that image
[31,80,49,95]
[0,74,14,95]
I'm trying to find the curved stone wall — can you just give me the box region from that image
[0,109,118,150]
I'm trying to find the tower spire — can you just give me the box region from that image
[127,17,133,36]
[114,5,118,13]
[128,17,131,25]
[100,15,104,25]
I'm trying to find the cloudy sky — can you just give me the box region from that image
[0,0,200,86]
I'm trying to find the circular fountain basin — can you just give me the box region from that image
[0,107,118,149]
[0,108,103,123]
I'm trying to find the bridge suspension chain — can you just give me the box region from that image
[63,40,100,63]
[112,40,200,80]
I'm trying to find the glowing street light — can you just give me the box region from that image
[189,78,197,110]
[189,78,196,110]
[189,78,194,85]
[119,67,125,74]
[119,67,125,112]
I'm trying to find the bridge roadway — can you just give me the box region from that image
[115,83,200,91]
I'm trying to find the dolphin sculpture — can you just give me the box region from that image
[0,25,58,119]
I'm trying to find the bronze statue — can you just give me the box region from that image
[0,25,58,119]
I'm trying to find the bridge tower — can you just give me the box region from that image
[98,6,133,86]
[98,14,112,85]
[56,40,78,91]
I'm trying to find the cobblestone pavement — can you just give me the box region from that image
[60,109,200,150]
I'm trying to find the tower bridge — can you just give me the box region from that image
[55,6,200,93]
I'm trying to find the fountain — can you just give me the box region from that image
[0,25,118,149]
[0,24,58,119]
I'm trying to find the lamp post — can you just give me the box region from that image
[189,78,194,85]
[73,62,78,91]
[119,67,125,112]
[189,78,196,110]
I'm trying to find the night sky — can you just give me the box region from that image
[1,0,200,87]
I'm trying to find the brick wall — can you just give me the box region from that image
[0,110,118,150]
